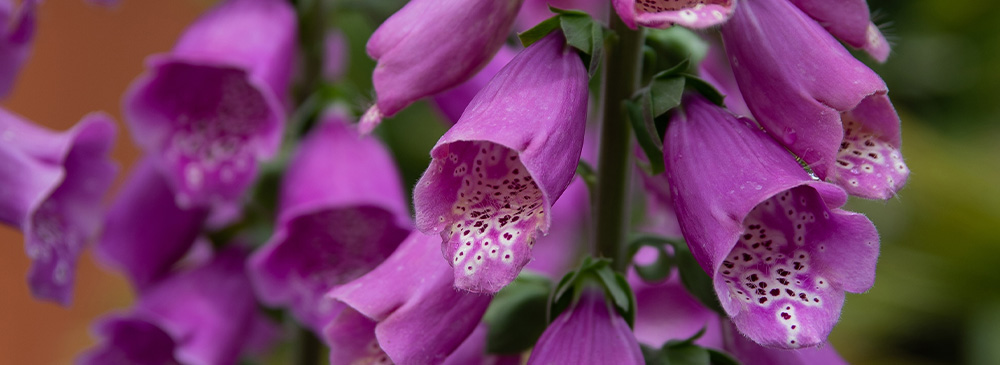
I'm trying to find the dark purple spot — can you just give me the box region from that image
[781,312,791,320]
[770,289,780,296]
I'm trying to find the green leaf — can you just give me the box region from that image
[675,248,726,315]
[632,243,674,283]
[648,76,685,117]
[664,343,711,365]
[626,99,665,175]
[641,344,668,365]
[518,15,561,47]
[682,74,726,106]
[483,273,553,354]
[707,349,741,365]
[576,160,598,203]
[560,15,595,54]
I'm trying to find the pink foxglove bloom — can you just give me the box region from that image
[664,95,879,348]
[631,265,722,347]
[432,45,518,125]
[124,0,296,209]
[0,0,35,98]
[613,0,735,30]
[359,0,524,133]
[98,158,209,291]
[413,32,588,294]
[324,231,492,364]
[723,321,847,365]
[721,0,908,200]
[80,247,278,365]
[0,109,116,305]
[527,289,644,365]
[787,0,890,62]
[248,112,411,333]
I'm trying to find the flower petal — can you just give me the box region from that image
[614,0,735,30]
[527,290,644,365]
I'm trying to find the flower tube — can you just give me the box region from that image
[413,32,588,294]
[664,95,879,348]
[527,289,644,365]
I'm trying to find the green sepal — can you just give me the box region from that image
[517,6,611,77]
[549,257,638,328]
[518,15,562,47]
[626,98,665,175]
[681,74,726,106]
[707,349,741,365]
[576,160,598,204]
[483,272,554,354]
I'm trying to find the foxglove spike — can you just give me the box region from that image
[664,95,879,349]
[721,0,908,199]
[124,0,295,209]
[413,32,588,294]
[360,0,524,133]
[527,290,645,365]
[723,321,847,365]
[0,109,116,305]
[787,0,890,62]
[0,0,36,98]
[249,112,411,333]
[613,0,735,30]
[325,231,492,364]
[98,158,209,292]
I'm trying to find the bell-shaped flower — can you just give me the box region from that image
[79,247,278,365]
[359,0,524,133]
[432,45,518,126]
[630,253,722,348]
[721,0,908,200]
[0,109,116,305]
[324,231,493,364]
[124,0,296,209]
[527,289,644,365]
[722,321,847,365]
[248,112,411,333]
[613,0,735,30]
[787,0,890,62]
[664,95,880,349]
[97,158,209,292]
[0,0,36,98]
[413,32,588,294]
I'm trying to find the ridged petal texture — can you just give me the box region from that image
[527,290,644,365]
[664,95,879,348]
[787,0,890,62]
[413,32,588,294]
[0,108,116,305]
[721,0,908,200]
[613,0,735,30]
[124,0,295,210]
[249,113,410,333]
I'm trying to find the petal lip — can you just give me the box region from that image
[614,0,736,30]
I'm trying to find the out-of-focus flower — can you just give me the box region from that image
[630,257,721,348]
[664,95,879,348]
[79,247,278,365]
[413,32,588,294]
[324,231,492,364]
[527,289,644,365]
[613,0,734,30]
[721,0,908,200]
[323,29,347,81]
[248,112,411,333]
[787,0,890,62]
[0,0,36,98]
[0,108,116,305]
[359,0,524,133]
[98,158,209,292]
[124,0,296,209]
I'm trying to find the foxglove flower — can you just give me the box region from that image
[432,46,517,125]
[613,0,734,30]
[98,158,209,292]
[442,323,522,365]
[664,95,879,348]
[527,289,644,365]
[630,259,721,347]
[787,0,891,62]
[0,0,36,98]
[249,112,411,333]
[80,247,278,365]
[124,0,296,209]
[324,231,492,364]
[721,0,908,200]
[360,0,524,133]
[722,321,847,365]
[413,32,588,294]
[0,109,116,304]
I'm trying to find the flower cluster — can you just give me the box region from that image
[0,0,911,363]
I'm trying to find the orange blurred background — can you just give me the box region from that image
[0,1,212,363]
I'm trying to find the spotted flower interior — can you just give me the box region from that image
[829,114,909,199]
[424,141,547,293]
[634,0,734,27]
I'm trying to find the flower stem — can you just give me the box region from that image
[593,15,644,272]
[295,326,322,365]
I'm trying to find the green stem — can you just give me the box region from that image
[295,327,322,365]
[593,14,644,272]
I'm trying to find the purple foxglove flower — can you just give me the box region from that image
[613,0,734,30]
[82,247,279,365]
[630,256,721,347]
[413,32,588,294]
[527,289,644,365]
[432,45,518,125]
[323,29,347,81]
[97,158,209,292]
[248,112,411,333]
[0,109,116,305]
[722,321,846,365]
[77,316,182,365]
[664,95,879,348]
[325,231,493,364]
[516,0,608,31]
[787,0,890,62]
[124,0,296,209]
[698,47,751,118]
[0,0,35,98]
[721,0,909,200]
[359,0,524,133]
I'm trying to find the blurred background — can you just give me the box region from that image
[1,0,998,364]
